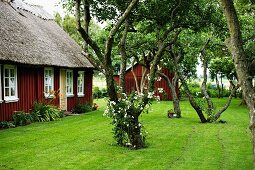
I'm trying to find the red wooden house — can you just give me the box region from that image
[0,0,94,121]
[114,63,178,100]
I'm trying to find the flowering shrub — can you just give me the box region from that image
[104,91,159,149]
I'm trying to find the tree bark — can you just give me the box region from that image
[179,74,207,123]
[220,0,255,167]
[214,81,239,120]
[200,39,214,121]
[118,20,129,94]
[159,72,181,118]
[215,75,221,98]
[128,113,145,149]
[83,0,90,52]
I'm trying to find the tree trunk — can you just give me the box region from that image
[83,0,90,52]
[105,68,118,101]
[215,75,221,98]
[119,20,129,94]
[179,75,207,123]
[159,72,181,118]
[200,38,214,119]
[220,0,255,167]
[128,113,145,149]
[214,81,239,120]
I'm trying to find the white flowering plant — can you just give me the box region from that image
[104,91,159,148]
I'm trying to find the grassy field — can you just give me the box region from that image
[0,98,252,170]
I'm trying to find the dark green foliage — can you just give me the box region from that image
[12,111,33,126]
[0,121,15,129]
[180,81,241,98]
[32,102,62,122]
[72,104,92,114]
[93,86,108,99]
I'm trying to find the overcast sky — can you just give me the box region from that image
[24,0,64,16]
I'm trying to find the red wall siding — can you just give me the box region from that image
[0,65,93,121]
[0,66,38,121]
[114,64,178,101]
[67,69,93,111]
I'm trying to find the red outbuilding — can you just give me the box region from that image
[113,63,178,100]
[0,0,94,121]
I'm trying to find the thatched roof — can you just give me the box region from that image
[0,0,94,68]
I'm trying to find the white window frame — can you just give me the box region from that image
[44,67,54,98]
[4,65,19,103]
[77,71,85,97]
[66,70,74,97]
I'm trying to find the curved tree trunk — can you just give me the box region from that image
[200,48,214,121]
[179,75,207,123]
[159,72,181,118]
[220,0,255,167]
[214,81,239,120]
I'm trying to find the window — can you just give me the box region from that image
[4,65,18,102]
[44,67,54,98]
[77,71,84,97]
[66,70,73,97]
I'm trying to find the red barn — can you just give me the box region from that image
[0,0,94,121]
[114,63,178,100]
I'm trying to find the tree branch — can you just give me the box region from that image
[118,20,129,93]
[75,0,104,65]
[104,0,139,62]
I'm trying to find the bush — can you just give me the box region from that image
[93,86,108,99]
[72,103,92,114]
[0,121,15,129]
[101,88,108,97]
[32,102,62,122]
[93,86,102,99]
[12,111,33,126]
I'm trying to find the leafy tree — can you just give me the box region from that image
[219,0,255,166]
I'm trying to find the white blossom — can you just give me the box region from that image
[148,92,154,99]
[110,101,116,105]
[158,88,164,93]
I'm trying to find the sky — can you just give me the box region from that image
[24,0,64,16]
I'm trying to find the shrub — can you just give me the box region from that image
[12,111,33,126]
[101,88,108,97]
[72,103,92,114]
[93,87,108,99]
[0,121,15,129]
[93,86,102,99]
[32,102,62,122]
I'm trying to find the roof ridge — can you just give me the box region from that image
[9,0,53,20]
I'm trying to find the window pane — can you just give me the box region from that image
[49,86,52,93]
[5,78,9,87]
[11,87,15,96]
[5,69,9,77]
[10,78,15,87]
[5,88,9,97]
[10,69,14,77]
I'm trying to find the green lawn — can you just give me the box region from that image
[0,98,252,170]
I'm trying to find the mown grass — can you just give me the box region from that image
[0,98,252,170]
